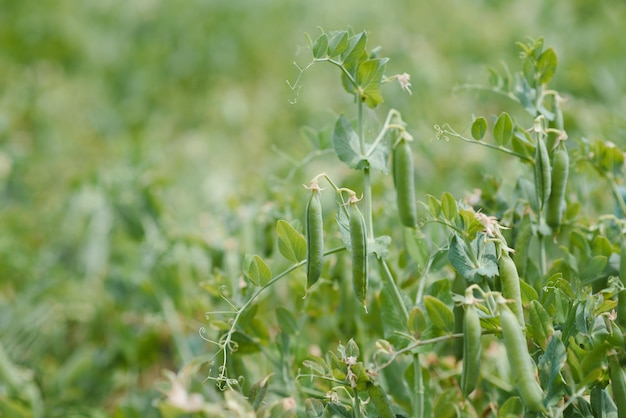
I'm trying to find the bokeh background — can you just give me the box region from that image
[1,0,625,415]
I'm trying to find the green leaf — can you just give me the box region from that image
[327,31,349,57]
[499,397,525,418]
[538,331,567,407]
[332,115,364,169]
[248,374,273,411]
[427,194,442,218]
[537,48,557,85]
[276,220,306,263]
[276,306,298,335]
[423,295,454,333]
[590,385,618,418]
[341,31,367,69]
[471,117,487,140]
[312,33,328,59]
[305,399,325,418]
[529,300,554,350]
[403,228,429,274]
[580,255,608,284]
[243,254,272,286]
[448,233,498,283]
[356,58,388,108]
[408,306,427,336]
[493,112,513,146]
[441,192,458,221]
[345,338,360,359]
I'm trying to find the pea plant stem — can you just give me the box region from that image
[209,246,346,387]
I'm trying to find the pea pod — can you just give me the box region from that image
[534,137,552,212]
[500,304,545,413]
[498,252,525,327]
[609,356,626,417]
[306,185,324,289]
[545,145,569,230]
[393,139,417,228]
[349,202,368,306]
[461,304,482,397]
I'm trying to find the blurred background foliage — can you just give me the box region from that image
[0,0,625,415]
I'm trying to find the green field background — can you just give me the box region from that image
[1,0,625,415]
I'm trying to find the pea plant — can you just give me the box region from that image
[158,30,626,418]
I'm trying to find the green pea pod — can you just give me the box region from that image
[349,202,368,306]
[306,186,324,289]
[499,252,525,327]
[500,304,545,413]
[609,356,626,417]
[393,139,417,228]
[545,145,569,230]
[534,137,552,211]
[461,304,482,397]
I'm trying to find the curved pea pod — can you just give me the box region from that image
[461,304,482,397]
[609,356,626,417]
[545,145,569,230]
[306,186,324,289]
[534,137,552,211]
[349,202,368,307]
[392,139,417,228]
[500,304,545,413]
[498,252,525,327]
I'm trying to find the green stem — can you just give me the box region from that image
[215,246,346,386]
[412,354,424,418]
[353,388,362,418]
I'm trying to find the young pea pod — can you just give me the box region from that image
[534,137,552,212]
[498,252,525,327]
[617,290,626,331]
[306,184,324,289]
[349,202,368,307]
[461,304,482,397]
[609,356,626,417]
[500,304,545,413]
[392,139,417,228]
[545,145,569,230]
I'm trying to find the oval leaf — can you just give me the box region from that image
[276,220,306,262]
[471,117,487,140]
[243,254,272,286]
[423,295,454,333]
[493,112,513,146]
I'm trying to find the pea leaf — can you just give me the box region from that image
[333,115,366,170]
[471,117,487,140]
[276,306,299,335]
[248,374,273,411]
[537,47,557,85]
[327,31,349,57]
[423,295,454,333]
[305,399,325,418]
[243,254,272,286]
[493,112,513,146]
[448,233,498,283]
[538,331,567,407]
[441,192,458,221]
[276,220,306,263]
[312,33,328,59]
[499,397,525,418]
[590,386,618,418]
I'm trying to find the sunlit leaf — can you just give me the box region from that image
[423,295,454,333]
[276,220,306,263]
[471,117,487,140]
